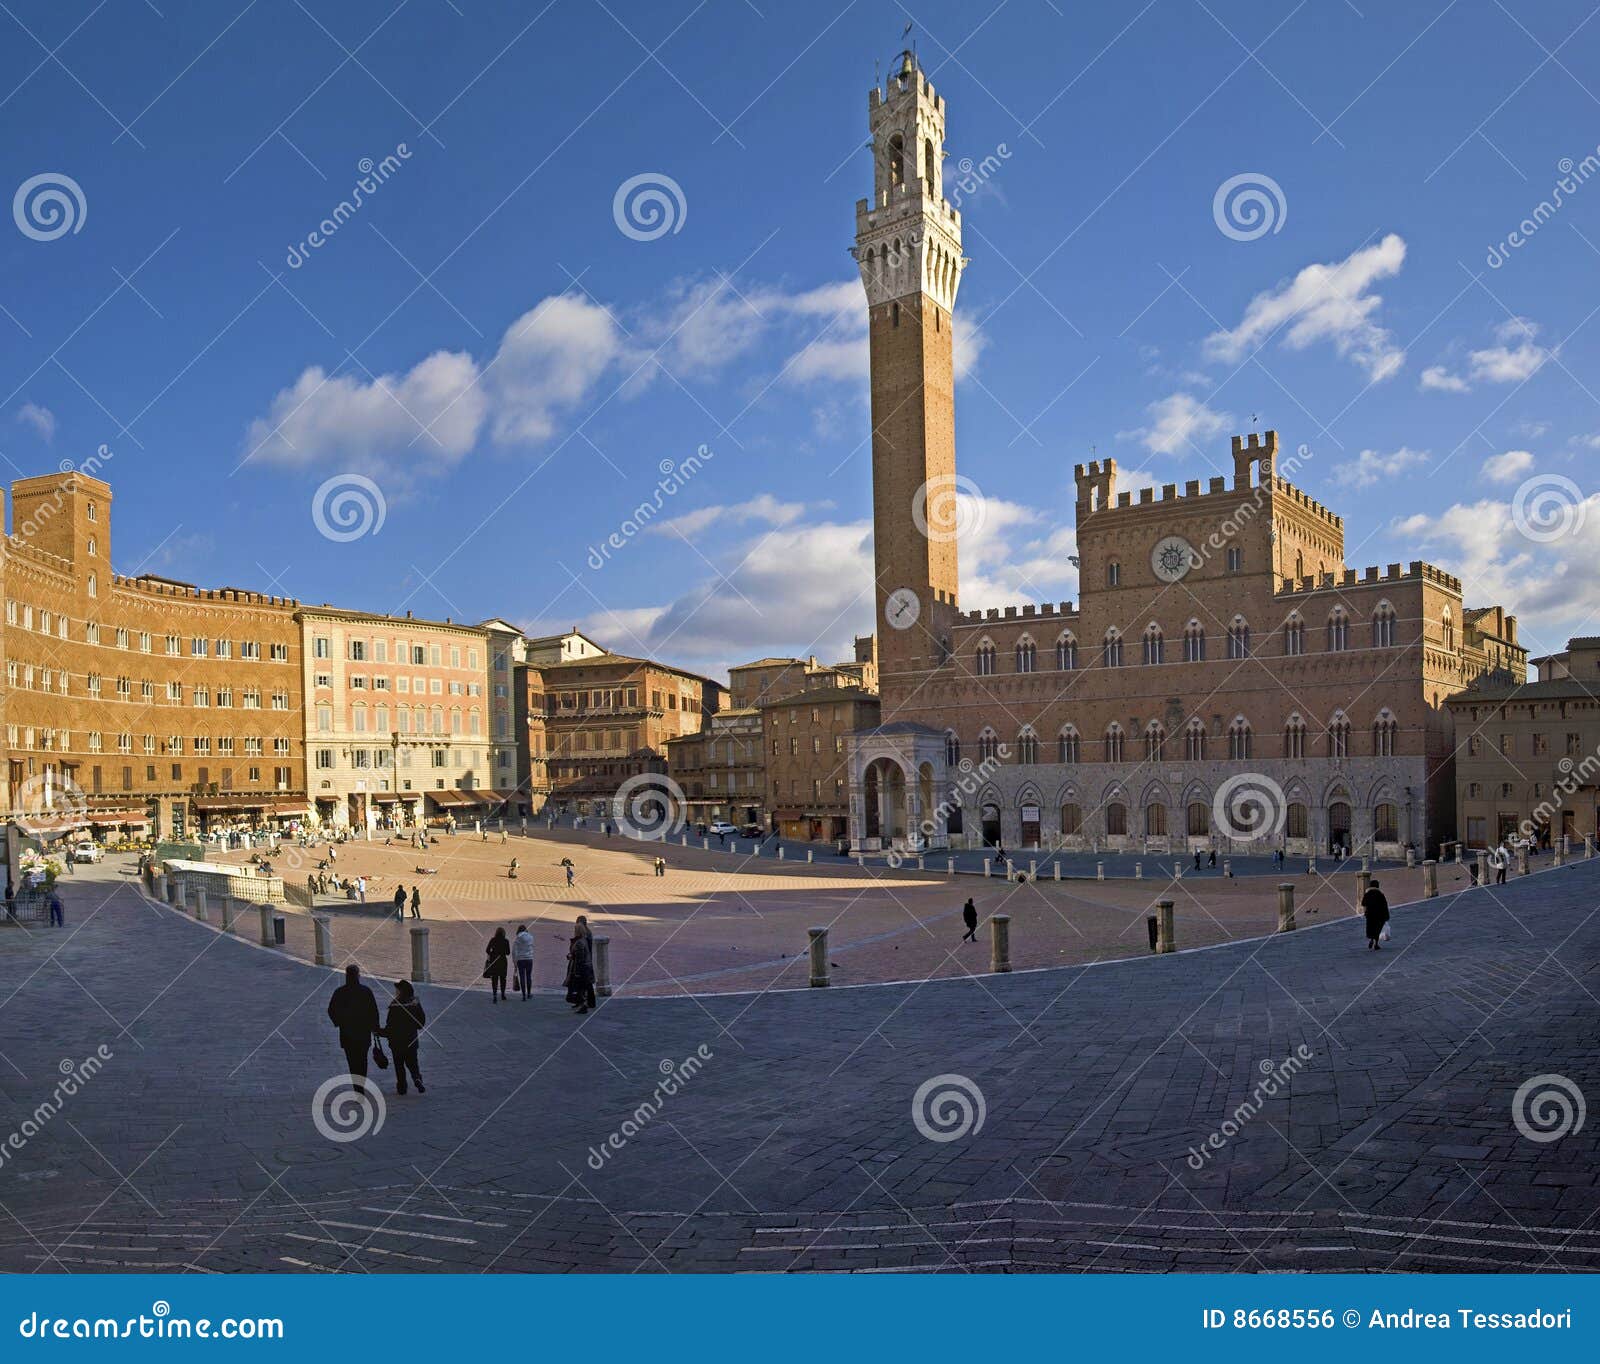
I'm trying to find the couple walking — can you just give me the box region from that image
[484,925,537,1001]
[391,884,422,919]
[327,965,427,1095]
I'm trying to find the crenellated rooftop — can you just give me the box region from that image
[1275,560,1460,597]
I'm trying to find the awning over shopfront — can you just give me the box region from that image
[426,789,482,809]
[86,810,149,826]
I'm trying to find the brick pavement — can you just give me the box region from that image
[0,851,1593,1273]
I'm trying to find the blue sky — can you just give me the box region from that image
[2,0,1597,680]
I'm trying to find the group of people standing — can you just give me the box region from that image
[482,917,597,1012]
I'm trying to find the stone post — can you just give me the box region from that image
[1423,859,1437,898]
[593,935,612,997]
[1406,847,1416,868]
[777,846,784,860]
[1156,900,1176,954]
[1053,862,1060,881]
[1175,862,1183,880]
[153,873,168,903]
[1222,858,1231,878]
[409,923,431,983]
[983,858,991,877]
[1135,862,1142,880]
[312,914,333,966]
[989,913,1012,973]
[1476,850,1488,886]
[221,897,237,934]
[949,858,956,875]
[1276,882,1295,933]
[1308,856,1317,875]
[1518,845,1529,876]
[1555,840,1565,867]
[1587,835,1595,860]
[258,904,274,946]
[193,888,208,922]
[917,855,925,871]
[167,878,182,906]
[1361,855,1370,873]
[807,927,830,987]
[1096,861,1104,881]
[1455,842,1465,864]
[808,850,814,864]
[1357,870,1371,905]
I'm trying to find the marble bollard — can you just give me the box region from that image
[1156,900,1176,954]
[990,913,1011,973]
[410,923,431,983]
[1423,859,1437,898]
[312,914,333,966]
[593,935,612,998]
[808,927,830,987]
[1277,882,1295,933]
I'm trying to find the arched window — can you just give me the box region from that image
[945,732,961,766]
[1373,711,1397,757]
[1284,714,1306,760]
[1227,616,1250,659]
[87,572,97,598]
[1184,719,1205,761]
[1228,718,1252,760]
[1016,729,1038,764]
[1145,721,1165,762]
[1327,608,1349,651]
[1142,624,1164,666]
[1328,712,1350,759]
[1294,549,1304,578]
[923,137,936,185]
[1055,633,1078,670]
[1106,559,1121,587]
[1442,608,1455,651]
[1374,802,1398,842]
[1105,722,1125,763]
[975,641,996,676]
[1146,802,1167,836]
[87,536,97,557]
[977,728,999,763]
[1105,803,1128,837]
[1284,614,1304,656]
[1058,726,1080,763]
[1060,803,1082,836]
[1183,619,1205,662]
[888,133,905,187]
[1373,602,1396,647]
[87,501,97,523]
[1187,801,1210,836]
[1015,637,1036,673]
[1286,803,1308,838]
[1103,628,1124,667]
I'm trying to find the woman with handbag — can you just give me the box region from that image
[484,927,511,1002]
[566,917,596,1015]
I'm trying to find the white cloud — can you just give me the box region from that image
[244,349,488,468]
[1119,392,1234,456]
[1332,446,1431,490]
[649,494,806,539]
[486,295,624,444]
[15,402,55,442]
[1481,449,1534,484]
[1204,233,1407,381]
[1419,365,1470,393]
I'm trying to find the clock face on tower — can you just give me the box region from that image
[1150,535,1198,584]
[884,587,921,630]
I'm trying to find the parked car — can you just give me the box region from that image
[708,821,736,837]
[70,843,103,864]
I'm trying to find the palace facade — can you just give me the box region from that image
[844,53,1527,858]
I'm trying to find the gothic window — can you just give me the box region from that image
[1142,624,1164,666]
[945,732,961,766]
[1017,729,1038,764]
[1328,713,1350,759]
[975,641,995,676]
[1373,603,1396,647]
[1227,617,1250,659]
[923,137,936,185]
[1106,559,1121,587]
[1015,638,1036,673]
[1058,727,1080,763]
[1104,723,1125,763]
[1183,620,1205,662]
[1284,615,1304,655]
[1145,722,1165,763]
[1228,718,1252,761]
[1185,720,1205,761]
[1327,609,1349,651]
[1056,634,1077,669]
[1104,629,1124,668]
[1373,712,1397,757]
[1284,715,1306,760]
[1442,608,1455,651]
[888,133,905,187]
[977,728,999,763]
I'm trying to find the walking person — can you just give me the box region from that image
[512,924,535,1000]
[393,884,406,920]
[410,886,422,918]
[653,856,666,878]
[357,874,367,904]
[565,918,596,1014]
[509,856,519,880]
[381,980,426,1095]
[960,896,978,943]
[1361,878,1391,951]
[1494,845,1509,885]
[484,927,511,1002]
[327,965,382,1082]
[47,889,63,927]
[565,861,575,889]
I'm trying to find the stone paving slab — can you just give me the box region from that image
[0,853,1593,1272]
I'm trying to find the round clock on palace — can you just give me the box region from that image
[884,587,921,630]
[1150,535,1198,583]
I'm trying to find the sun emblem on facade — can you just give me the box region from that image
[1151,535,1197,583]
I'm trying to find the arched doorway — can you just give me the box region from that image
[980,802,1002,847]
[1020,801,1041,849]
[863,759,909,845]
[1328,800,1352,853]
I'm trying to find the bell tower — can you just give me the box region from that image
[853,50,966,696]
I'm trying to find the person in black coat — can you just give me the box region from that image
[327,964,381,1079]
[1361,880,1390,951]
[381,980,427,1095]
[960,897,978,943]
[484,927,511,1002]
[392,884,406,921]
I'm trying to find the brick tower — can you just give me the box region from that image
[853,50,966,701]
